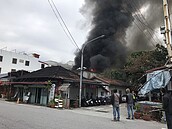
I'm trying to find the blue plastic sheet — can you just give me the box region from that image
[139,70,171,95]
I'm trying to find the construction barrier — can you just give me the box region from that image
[54,99,63,108]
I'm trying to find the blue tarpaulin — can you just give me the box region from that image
[139,70,171,95]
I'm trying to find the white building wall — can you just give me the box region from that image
[83,71,97,79]
[0,49,41,73]
[109,86,127,96]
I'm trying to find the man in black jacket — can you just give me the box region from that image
[162,89,172,129]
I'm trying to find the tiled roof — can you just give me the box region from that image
[90,76,131,87]
[14,66,102,85]
[17,66,80,80]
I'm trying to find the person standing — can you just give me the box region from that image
[111,89,120,121]
[162,89,172,129]
[126,88,134,120]
[132,91,136,108]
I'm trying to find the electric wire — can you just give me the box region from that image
[126,0,158,44]
[123,7,156,47]
[123,0,156,47]
[50,0,80,50]
[48,0,75,47]
[48,0,80,50]
[127,0,160,45]
[131,0,163,44]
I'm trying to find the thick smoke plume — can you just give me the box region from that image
[73,0,168,72]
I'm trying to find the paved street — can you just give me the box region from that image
[0,100,167,129]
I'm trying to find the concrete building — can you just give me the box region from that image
[0,49,43,74]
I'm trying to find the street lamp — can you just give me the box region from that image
[79,34,105,108]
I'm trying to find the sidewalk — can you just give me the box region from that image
[74,104,167,129]
[81,103,127,115]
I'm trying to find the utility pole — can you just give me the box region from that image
[78,35,105,108]
[163,0,172,62]
[162,0,172,91]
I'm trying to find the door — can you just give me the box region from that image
[35,88,41,104]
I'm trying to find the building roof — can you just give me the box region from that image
[145,66,167,73]
[90,76,131,87]
[13,66,103,86]
[16,66,80,80]
[0,73,8,79]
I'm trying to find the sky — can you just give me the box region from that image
[0,0,168,66]
[0,0,88,63]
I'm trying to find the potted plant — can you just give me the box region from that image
[134,103,142,119]
[48,99,55,108]
[142,105,152,121]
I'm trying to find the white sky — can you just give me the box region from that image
[0,0,89,63]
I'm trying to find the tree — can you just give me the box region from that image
[102,44,168,86]
[124,44,167,86]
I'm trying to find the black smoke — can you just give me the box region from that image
[127,0,164,51]
[73,0,169,72]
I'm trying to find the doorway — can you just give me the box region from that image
[35,88,41,104]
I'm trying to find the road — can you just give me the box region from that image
[0,100,167,129]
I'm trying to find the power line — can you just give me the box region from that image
[126,0,159,45]
[123,0,156,47]
[50,0,80,50]
[48,0,75,47]
[48,0,80,50]
[131,0,162,44]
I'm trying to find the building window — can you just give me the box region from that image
[0,68,1,73]
[101,91,104,96]
[0,56,3,62]
[11,69,16,72]
[41,64,45,69]
[12,58,17,64]
[19,59,24,63]
[25,61,30,66]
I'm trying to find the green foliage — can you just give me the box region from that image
[135,103,141,112]
[46,80,52,89]
[124,44,167,85]
[102,44,168,86]
[48,99,55,106]
[102,68,126,81]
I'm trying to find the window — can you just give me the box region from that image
[11,69,16,72]
[0,67,1,73]
[12,58,17,64]
[101,91,104,96]
[0,56,3,62]
[25,61,30,66]
[19,59,24,63]
[41,64,45,69]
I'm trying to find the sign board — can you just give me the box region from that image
[48,84,56,102]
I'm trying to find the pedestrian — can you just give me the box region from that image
[126,88,134,120]
[111,89,120,121]
[162,88,172,129]
[132,91,136,107]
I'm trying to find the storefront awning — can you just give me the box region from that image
[58,83,70,91]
